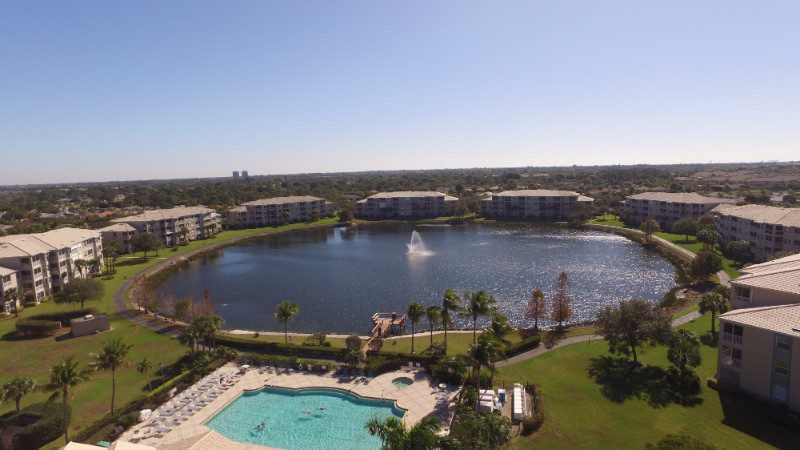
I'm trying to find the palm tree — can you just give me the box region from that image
[88,258,101,276]
[103,241,119,274]
[91,338,133,413]
[137,358,153,392]
[406,301,426,353]
[2,287,24,316]
[425,306,442,347]
[1,376,35,411]
[441,289,463,354]
[699,292,728,334]
[464,290,496,343]
[467,333,505,388]
[366,416,441,449]
[272,300,299,344]
[667,330,702,377]
[45,357,91,444]
[489,312,514,344]
[206,315,224,349]
[73,259,88,278]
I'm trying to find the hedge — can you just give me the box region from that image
[215,334,347,359]
[15,318,62,337]
[72,357,226,444]
[0,403,70,450]
[26,308,99,325]
[504,334,542,357]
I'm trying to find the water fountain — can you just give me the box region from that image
[406,230,434,255]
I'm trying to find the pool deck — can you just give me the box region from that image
[119,364,459,449]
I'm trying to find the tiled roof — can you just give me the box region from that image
[625,192,732,204]
[0,266,17,276]
[493,189,589,199]
[0,227,99,257]
[36,228,100,248]
[111,206,215,223]
[365,191,457,200]
[713,204,800,227]
[734,253,800,295]
[241,196,324,206]
[719,304,800,337]
[98,223,137,233]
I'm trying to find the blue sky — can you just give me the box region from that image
[1,1,799,184]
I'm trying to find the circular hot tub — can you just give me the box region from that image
[392,377,414,387]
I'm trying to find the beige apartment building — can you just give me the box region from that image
[0,266,20,314]
[356,191,458,220]
[717,304,800,411]
[0,228,103,304]
[729,253,800,309]
[227,196,334,228]
[98,223,137,254]
[714,204,800,261]
[621,192,732,229]
[110,206,221,248]
[480,190,594,219]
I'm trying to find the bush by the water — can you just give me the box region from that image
[0,402,70,450]
[301,333,331,347]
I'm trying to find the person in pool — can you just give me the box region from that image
[255,421,266,430]
[315,407,327,411]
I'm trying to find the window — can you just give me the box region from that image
[774,359,790,376]
[776,335,792,351]
[33,268,41,275]
[723,323,744,336]
[19,258,27,265]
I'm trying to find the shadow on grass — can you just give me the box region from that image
[115,257,149,268]
[700,332,718,348]
[717,389,800,447]
[588,356,703,408]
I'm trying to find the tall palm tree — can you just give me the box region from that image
[699,292,728,334]
[88,258,101,276]
[272,300,299,344]
[406,301,426,353]
[467,333,505,388]
[91,338,133,413]
[1,376,35,411]
[137,358,153,392]
[425,306,442,347]
[489,312,514,344]
[2,287,24,316]
[366,416,441,449]
[206,315,224,349]
[464,290,497,343]
[45,357,91,444]
[73,259,88,278]
[441,289,463,354]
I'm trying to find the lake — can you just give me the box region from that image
[159,223,677,334]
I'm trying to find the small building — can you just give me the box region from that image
[98,223,137,254]
[730,253,800,309]
[111,206,221,247]
[717,304,800,411]
[356,191,458,220]
[70,313,111,337]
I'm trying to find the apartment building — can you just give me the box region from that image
[729,253,800,309]
[111,206,221,247]
[98,223,137,254]
[717,304,800,411]
[0,266,20,314]
[355,191,458,220]
[621,192,732,229]
[480,190,594,219]
[227,196,334,228]
[0,228,103,304]
[714,204,800,261]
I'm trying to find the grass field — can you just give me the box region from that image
[587,214,626,228]
[218,332,350,348]
[0,218,340,447]
[497,313,796,449]
[654,231,740,279]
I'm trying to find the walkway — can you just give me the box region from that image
[496,310,703,368]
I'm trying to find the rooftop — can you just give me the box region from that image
[241,195,325,206]
[364,191,457,200]
[0,227,99,258]
[712,204,800,227]
[719,303,800,337]
[99,223,137,233]
[111,206,216,223]
[0,266,17,276]
[734,253,800,295]
[493,189,588,198]
[626,192,732,204]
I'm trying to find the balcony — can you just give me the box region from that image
[732,294,750,306]
[723,333,743,345]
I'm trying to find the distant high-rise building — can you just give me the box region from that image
[242,170,249,177]
[232,171,240,178]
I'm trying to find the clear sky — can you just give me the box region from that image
[1,1,799,184]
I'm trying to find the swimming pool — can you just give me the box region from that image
[205,386,405,449]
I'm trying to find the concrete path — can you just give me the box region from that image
[496,309,703,368]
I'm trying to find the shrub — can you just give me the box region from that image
[522,384,545,436]
[15,318,62,337]
[505,334,542,356]
[302,332,331,347]
[645,434,718,449]
[214,334,346,359]
[0,402,70,450]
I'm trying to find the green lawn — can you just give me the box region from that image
[218,332,350,349]
[384,330,524,355]
[654,231,740,279]
[497,313,796,449]
[0,218,340,447]
[587,214,626,228]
